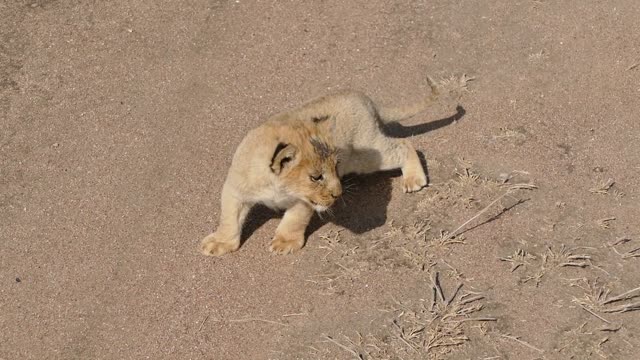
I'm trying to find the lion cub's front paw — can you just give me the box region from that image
[269,234,304,255]
[200,233,239,256]
[403,172,427,193]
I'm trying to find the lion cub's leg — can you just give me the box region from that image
[378,139,427,193]
[201,186,249,256]
[270,201,314,255]
[398,139,427,193]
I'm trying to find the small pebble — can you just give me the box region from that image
[15,277,21,283]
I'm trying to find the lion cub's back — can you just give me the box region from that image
[295,91,381,146]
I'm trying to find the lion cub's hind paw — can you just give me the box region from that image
[200,233,239,256]
[269,235,304,255]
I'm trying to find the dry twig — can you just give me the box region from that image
[439,183,536,244]
[323,335,362,359]
[227,318,288,326]
[499,333,544,353]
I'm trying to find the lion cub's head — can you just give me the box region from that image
[269,124,341,212]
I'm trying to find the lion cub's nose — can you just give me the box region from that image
[331,188,342,199]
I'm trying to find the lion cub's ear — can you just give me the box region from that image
[270,143,298,175]
[311,115,330,123]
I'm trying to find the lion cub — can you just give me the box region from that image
[201,79,440,256]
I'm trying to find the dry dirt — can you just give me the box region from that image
[2,1,640,359]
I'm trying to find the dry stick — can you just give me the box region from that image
[228,318,288,326]
[431,286,438,311]
[602,286,640,305]
[391,321,419,353]
[589,260,611,276]
[599,323,622,332]
[622,247,640,259]
[499,334,544,353]
[609,237,631,246]
[282,313,308,317]
[455,317,498,323]
[197,314,210,332]
[446,283,464,307]
[395,333,419,353]
[578,303,611,324]
[558,262,588,268]
[459,295,484,306]
[432,272,446,304]
[439,184,535,244]
[603,302,640,313]
[323,335,361,359]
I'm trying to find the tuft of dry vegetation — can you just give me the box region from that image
[608,237,640,260]
[321,273,496,359]
[500,245,593,286]
[437,73,475,99]
[597,217,616,229]
[499,249,537,272]
[589,178,615,195]
[572,278,640,317]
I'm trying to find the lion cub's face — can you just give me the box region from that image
[270,137,342,212]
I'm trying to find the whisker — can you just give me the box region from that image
[340,194,353,205]
[326,209,335,218]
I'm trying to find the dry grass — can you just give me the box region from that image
[499,249,537,272]
[528,49,548,62]
[597,217,616,229]
[321,273,496,359]
[555,322,611,358]
[438,73,475,99]
[492,127,528,141]
[589,178,615,195]
[500,245,594,286]
[572,278,640,317]
[608,237,640,259]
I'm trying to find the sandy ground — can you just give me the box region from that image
[2,1,640,359]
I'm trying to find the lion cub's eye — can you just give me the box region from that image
[310,174,324,182]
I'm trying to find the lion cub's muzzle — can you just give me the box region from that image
[310,183,342,212]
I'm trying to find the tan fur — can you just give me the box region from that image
[201,79,439,256]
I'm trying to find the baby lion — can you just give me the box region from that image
[201,79,441,256]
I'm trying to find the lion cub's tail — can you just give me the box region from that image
[376,76,440,123]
